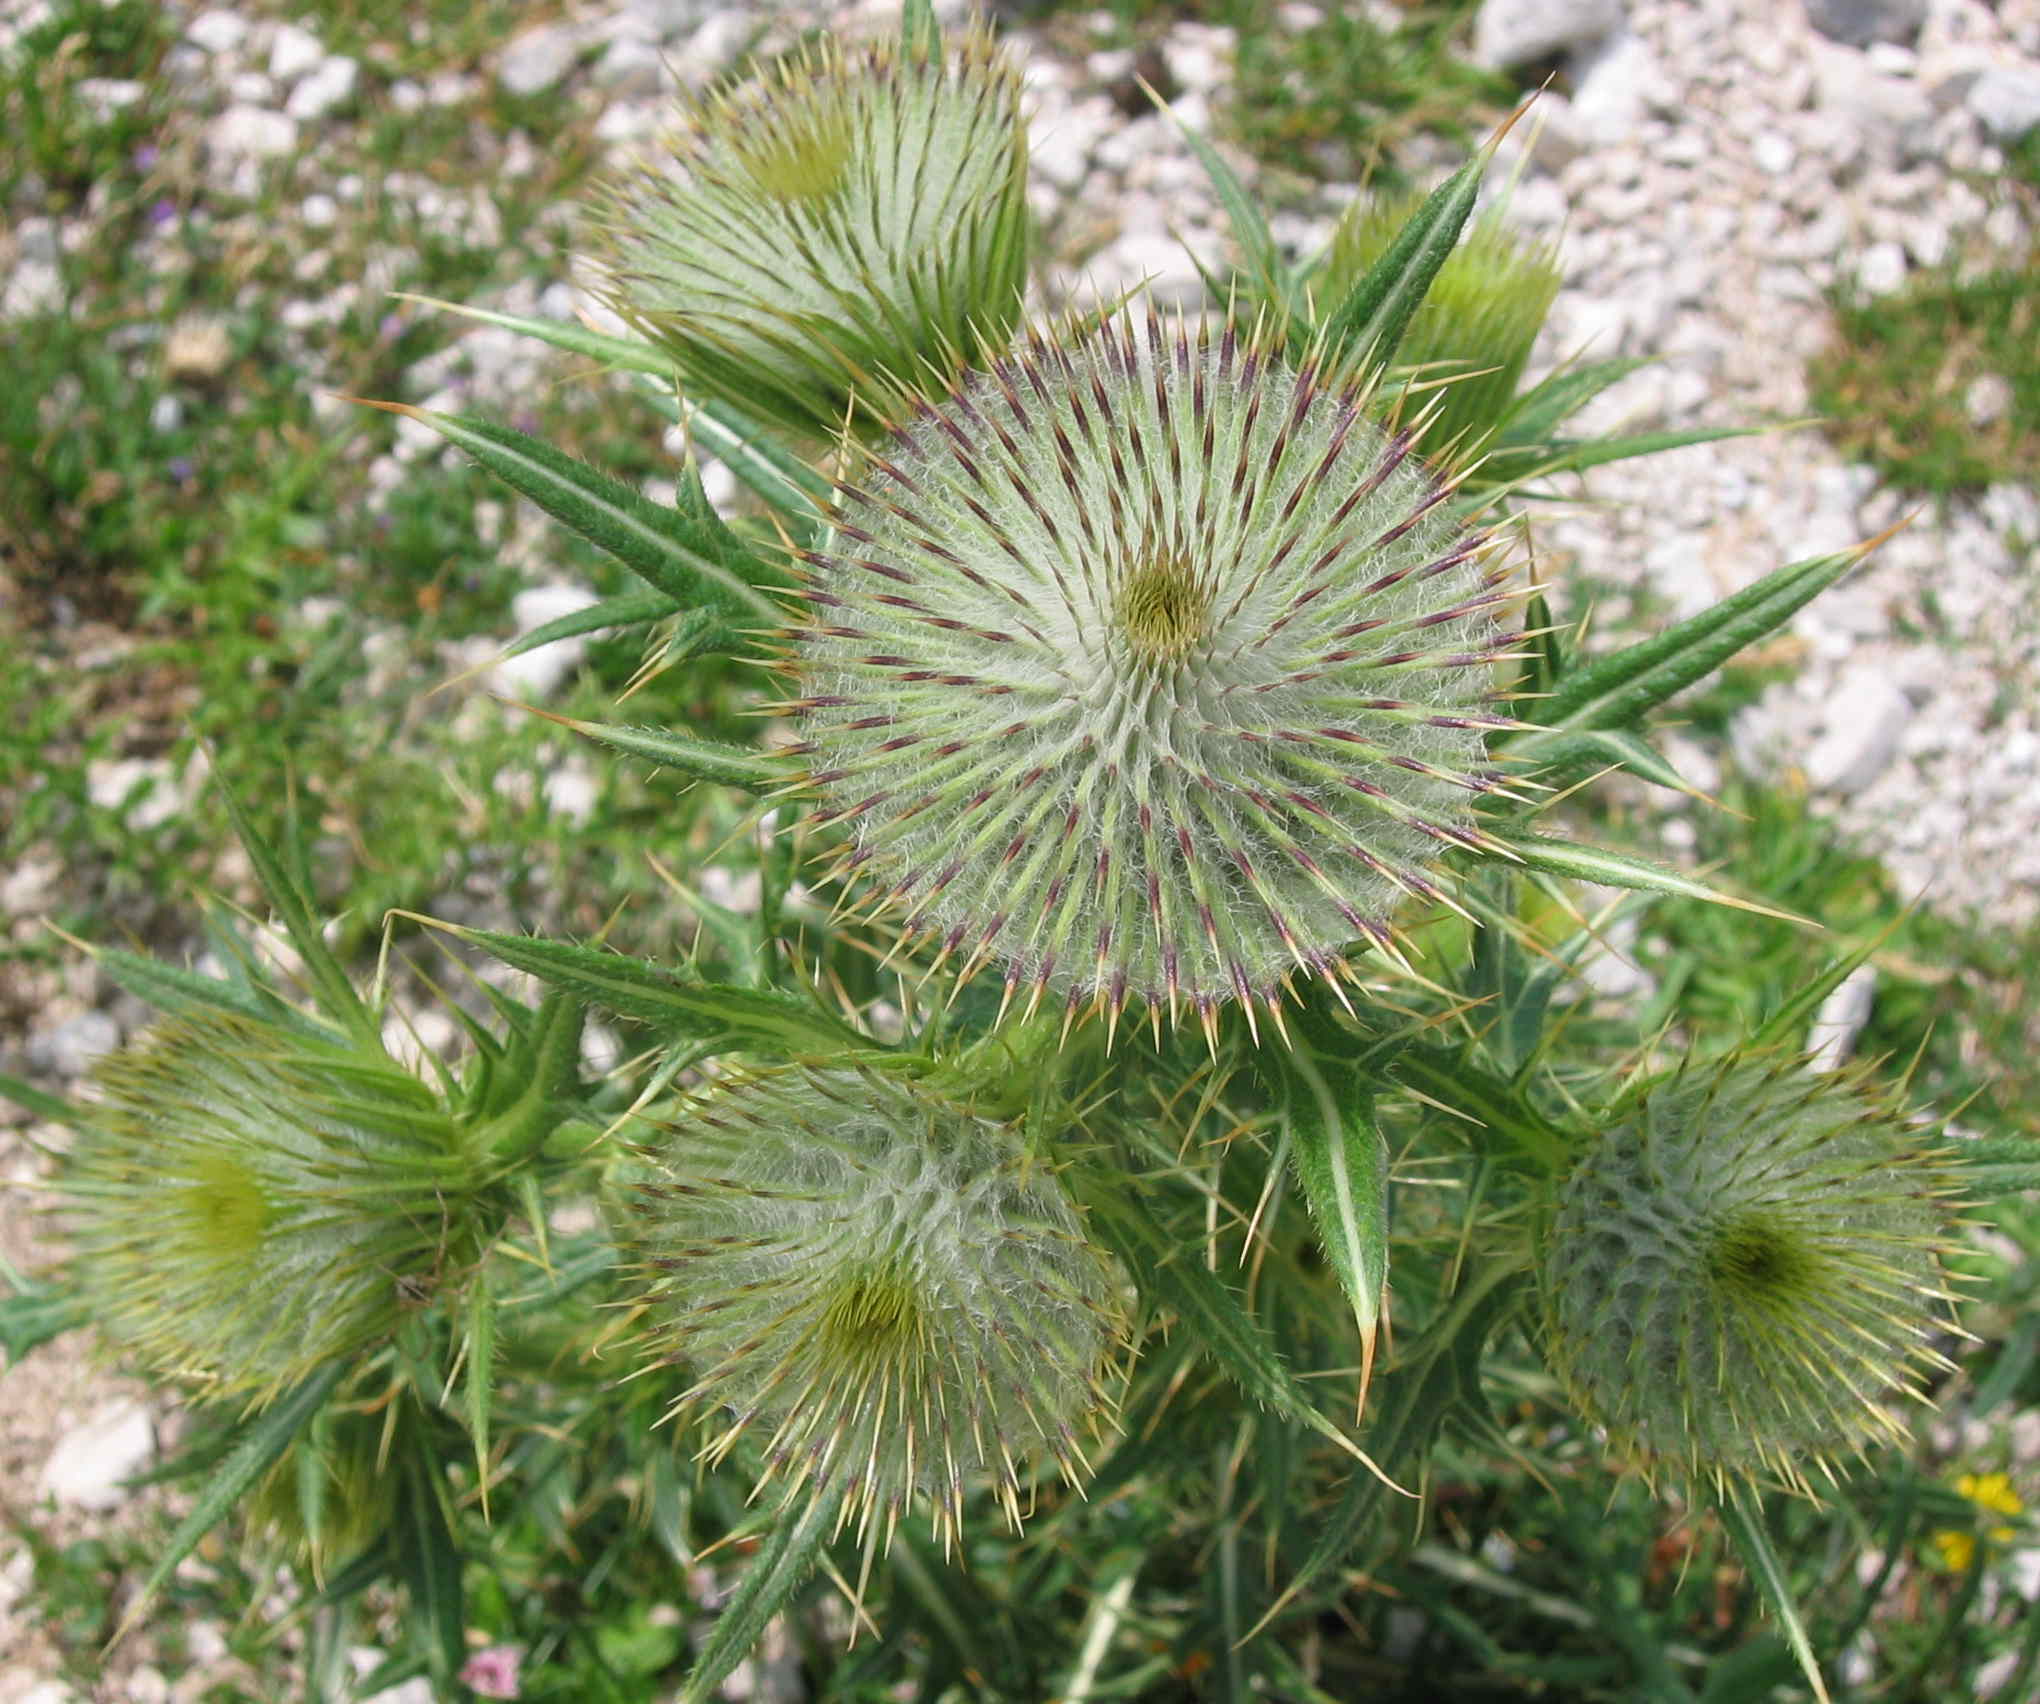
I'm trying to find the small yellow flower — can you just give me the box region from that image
[1932,1529,1977,1572]
[1956,1471,2023,1526]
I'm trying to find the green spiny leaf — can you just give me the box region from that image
[383,408,783,631]
[501,587,683,659]
[113,1360,351,1647]
[1715,1486,1832,1704]
[1267,1050,1389,1411]
[1487,829,1810,925]
[1316,153,1482,383]
[427,924,870,1054]
[394,1429,466,1685]
[218,785,380,1049]
[679,1481,844,1704]
[538,713,789,793]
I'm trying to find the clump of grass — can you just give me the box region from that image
[1808,265,2040,493]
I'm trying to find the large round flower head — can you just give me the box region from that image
[623,1063,1129,1554]
[1325,196,1559,458]
[591,25,1029,441]
[64,1011,476,1402]
[788,311,1520,1037]
[1535,1053,1961,1493]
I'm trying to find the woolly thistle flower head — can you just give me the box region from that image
[1325,196,1559,458]
[591,26,1029,441]
[1535,1054,1961,1493]
[63,1011,476,1402]
[787,311,1520,1036]
[622,1063,1129,1553]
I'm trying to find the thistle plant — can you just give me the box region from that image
[1534,1051,1962,1493]
[8,8,2023,1699]
[592,22,1029,442]
[791,311,1520,1035]
[622,1062,1128,1556]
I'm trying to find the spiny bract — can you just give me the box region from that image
[624,1063,1128,1554]
[789,311,1520,1034]
[1535,1053,1959,1493]
[1325,195,1559,458]
[592,26,1028,441]
[63,1011,475,1402]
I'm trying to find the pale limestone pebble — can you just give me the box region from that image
[38,1400,154,1511]
[267,20,325,82]
[498,23,583,95]
[184,9,248,54]
[286,56,360,122]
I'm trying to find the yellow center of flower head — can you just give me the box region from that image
[173,1151,271,1268]
[728,102,853,205]
[817,1258,927,1360]
[1115,554,1212,664]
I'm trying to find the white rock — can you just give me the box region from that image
[87,754,184,829]
[40,1400,153,1510]
[301,191,338,227]
[499,24,581,96]
[1806,964,1877,1069]
[543,765,599,826]
[15,1684,83,1704]
[29,1010,122,1078]
[494,585,602,700]
[1802,0,1925,49]
[149,394,183,433]
[594,35,665,94]
[287,56,359,121]
[1852,239,1907,293]
[1571,30,1676,139]
[1968,67,2040,142]
[186,10,247,53]
[1750,129,1795,175]
[1472,0,1624,71]
[208,105,299,161]
[1965,372,2013,428]
[268,21,325,82]
[76,77,145,115]
[1804,669,1914,794]
[1031,119,1098,193]
[3,258,63,317]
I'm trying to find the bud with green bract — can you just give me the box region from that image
[787,309,1526,1040]
[63,1010,481,1404]
[591,24,1029,443]
[1534,1052,1962,1494]
[620,1062,1129,1557]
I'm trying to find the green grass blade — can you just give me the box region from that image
[218,785,380,1049]
[113,1360,350,1647]
[679,1483,844,1704]
[501,587,683,658]
[528,711,788,792]
[373,406,784,630]
[1316,154,1481,382]
[425,924,870,1053]
[1269,1050,1389,1411]
[1714,1486,1832,1704]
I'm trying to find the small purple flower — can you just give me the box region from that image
[148,198,177,228]
[459,1645,521,1699]
[166,457,194,485]
[133,143,159,170]
[378,312,406,343]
